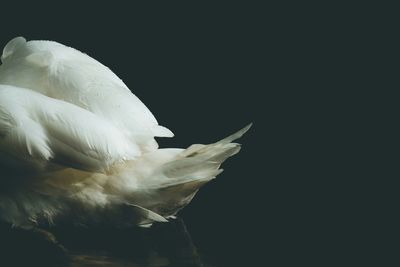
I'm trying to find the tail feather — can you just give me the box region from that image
[217,123,253,144]
[179,123,252,159]
[134,124,252,218]
[125,204,168,227]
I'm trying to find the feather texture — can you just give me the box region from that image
[0,37,251,228]
[0,37,173,154]
[0,85,139,172]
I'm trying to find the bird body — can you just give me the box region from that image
[0,37,250,228]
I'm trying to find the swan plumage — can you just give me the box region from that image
[0,37,250,227]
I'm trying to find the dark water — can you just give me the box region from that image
[0,219,214,267]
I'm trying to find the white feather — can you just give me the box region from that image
[0,37,251,228]
[0,85,139,172]
[0,37,173,154]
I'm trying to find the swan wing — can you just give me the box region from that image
[0,37,173,154]
[0,84,139,173]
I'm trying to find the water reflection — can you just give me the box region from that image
[1,218,207,267]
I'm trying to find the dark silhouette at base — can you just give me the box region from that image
[0,218,207,267]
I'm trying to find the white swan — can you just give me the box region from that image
[0,37,251,228]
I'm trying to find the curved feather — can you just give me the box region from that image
[0,37,173,154]
[0,84,139,173]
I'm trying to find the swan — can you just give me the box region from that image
[0,37,251,228]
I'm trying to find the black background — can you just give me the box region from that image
[1,2,378,266]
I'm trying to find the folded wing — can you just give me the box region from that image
[0,85,139,173]
[0,37,173,154]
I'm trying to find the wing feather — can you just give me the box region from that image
[0,85,139,173]
[0,37,173,155]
